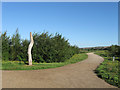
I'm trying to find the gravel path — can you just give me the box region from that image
[2,53,117,88]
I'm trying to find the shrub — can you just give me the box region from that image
[1,30,80,63]
[95,51,119,87]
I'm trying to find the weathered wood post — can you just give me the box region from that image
[28,32,34,65]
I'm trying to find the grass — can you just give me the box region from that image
[1,53,88,70]
[94,50,119,88]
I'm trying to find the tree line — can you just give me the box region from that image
[1,29,80,63]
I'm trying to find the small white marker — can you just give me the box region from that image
[113,56,115,62]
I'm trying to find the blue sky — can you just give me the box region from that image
[2,2,118,48]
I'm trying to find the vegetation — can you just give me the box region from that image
[1,29,80,63]
[80,46,109,52]
[94,47,120,88]
[107,45,120,58]
[1,53,88,70]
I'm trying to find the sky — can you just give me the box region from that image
[2,2,118,48]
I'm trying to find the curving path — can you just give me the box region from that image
[2,53,117,88]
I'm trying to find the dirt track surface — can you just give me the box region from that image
[2,53,117,88]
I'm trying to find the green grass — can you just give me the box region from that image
[1,53,88,70]
[94,50,119,88]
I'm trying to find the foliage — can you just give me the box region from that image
[1,53,88,70]
[80,46,109,52]
[107,45,120,57]
[9,29,22,61]
[95,50,120,88]
[1,31,10,61]
[95,50,108,57]
[1,30,80,63]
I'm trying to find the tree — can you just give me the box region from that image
[20,39,29,64]
[1,31,10,60]
[2,30,80,63]
[9,29,21,61]
[108,45,119,57]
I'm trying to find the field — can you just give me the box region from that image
[1,53,88,70]
[94,50,120,87]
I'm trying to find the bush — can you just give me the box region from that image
[95,51,119,87]
[1,30,80,63]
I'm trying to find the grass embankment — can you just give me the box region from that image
[1,53,88,70]
[94,51,119,88]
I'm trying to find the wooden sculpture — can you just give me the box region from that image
[28,32,34,65]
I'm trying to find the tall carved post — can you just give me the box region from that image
[28,32,34,65]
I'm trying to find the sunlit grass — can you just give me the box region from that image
[1,53,88,70]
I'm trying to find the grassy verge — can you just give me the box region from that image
[94,50,119,88]
[1,53,88,70]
